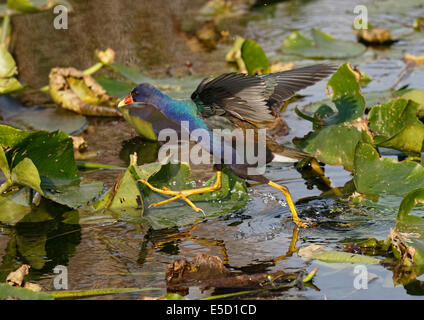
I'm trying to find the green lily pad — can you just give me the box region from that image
[302,87,411,115]
[1,127,103,208]
[0,45,16,78]
[311,250,381,264]
[401,89,424,105]
[0,77,23,94]
[0,195,31,225]
[96,160,249,230]
[295,122,366,172]
[0,96,88,135]
[109,63,202,100]
[0,146,10,181]
[354,142,424,197]
[368,99,419,144]
[11,158,43,195]
[368,99,424,155]
[0,124,29,148]
[44,181,104,209]
[324,63,366,125]
[0,283,53,300]
[138,163,249,230]
[241,39,269,75]
[281,29,366,59]
[95,76,134,98]
[294,63,369,171]
[7,130,79,189]
[94,164,145,222]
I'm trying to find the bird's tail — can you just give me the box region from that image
[266,138,309,162]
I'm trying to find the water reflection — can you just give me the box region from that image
[0,200,81,282]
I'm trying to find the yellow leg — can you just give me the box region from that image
[138,171,222,216]
[268,181,309,228]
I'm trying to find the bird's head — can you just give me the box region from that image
[117,83,159,107]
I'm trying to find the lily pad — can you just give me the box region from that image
[0,283,53,300]
[94,157,145,223]
[311,250,381,264]
[0,45,16,78]
[368,99,424,154]
[241,39,269,75]
[0,124,29,148]
[281,29,366,59]
[1,127,103,208]
[95,76,134,98]
[303,87,411,115]
[353,142,424,197]
[0,95,87,135]
[137,163,249,230]
[324,63,366,125]
[295,122,366,172]
[95,158,249,230]
[109,63,202,100]
[294,63,369,171]
[11,158,43,195]
[0,195,31,225]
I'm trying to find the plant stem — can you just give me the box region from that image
[83,62,103,75]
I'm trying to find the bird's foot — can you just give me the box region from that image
[138,171,222,216]
[268,180,313,229]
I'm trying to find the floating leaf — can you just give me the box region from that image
[0,124,29,148]
[354,142,424,197]
[101,161,249,230]
[225,36,246,73]
[2,128,103,208]
[0,96,87,136]
[368,99,419,144]
[0,45,16,78]
[44,181,104,209]
[49,287,160,299]
[109,63,202,100]
[281,29,366,59]
[11,158,43,195]
[49,67,120,117]
[295,122,366,172]
[0,196,31,224]
[401,89,424,105]
[0,283,53,300]
[143,167,249,230]
[310,250,381,264]
[0,146,10,181]
[303,87,411,115]
[324,64,366,124]
[367,99,424,155]
[95,76,134,98]
[241,39,269,75]
[294,63,369,171]
[96,164,145,222]
[0,77,23,94]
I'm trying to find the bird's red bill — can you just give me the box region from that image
[122,93,134,105]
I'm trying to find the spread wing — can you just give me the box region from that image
[260,64,337,109]
[191,64,336,123]
[191,73,275,123]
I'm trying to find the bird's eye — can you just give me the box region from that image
[133,90,139,96]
